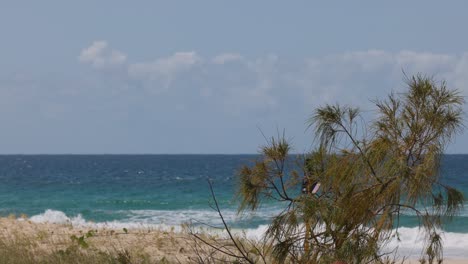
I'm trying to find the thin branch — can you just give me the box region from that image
[207,180,255,264]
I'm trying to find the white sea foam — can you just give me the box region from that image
[123,206,283,226]
[383,227,468,258]
[27,209,468,258]
[28,209,176,231]
[30,209,87,225]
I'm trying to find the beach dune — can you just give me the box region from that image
[0,217,466,263]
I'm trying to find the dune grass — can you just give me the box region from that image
[0,217,191,264]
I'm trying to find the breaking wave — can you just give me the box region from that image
[26,209,468,258]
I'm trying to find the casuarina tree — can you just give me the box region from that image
[237,74,465,263]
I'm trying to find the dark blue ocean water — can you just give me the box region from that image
[0,154,466,232]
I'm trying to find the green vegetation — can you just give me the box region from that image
[0,223,179,264]
[234,74,465,263]
[0,233,135,264]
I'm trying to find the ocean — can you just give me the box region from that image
[0,154,467,258]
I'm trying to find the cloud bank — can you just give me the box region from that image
[78,41,127,69]
[2,41,460,153]
[78,42,468,114]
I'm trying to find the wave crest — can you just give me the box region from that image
[26,209,468,258]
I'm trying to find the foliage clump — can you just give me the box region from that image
[237,75,465,263]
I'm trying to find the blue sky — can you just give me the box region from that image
[1,1,467,154]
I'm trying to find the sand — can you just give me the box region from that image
[0,217,466,263]
[0,217,200,263]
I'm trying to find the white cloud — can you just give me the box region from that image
[395,51,456,75]
[294,50,468,109]
[128,51,200,78]
[127,51,201,92]
[78,41,127,69]
[450,53,468,95]
[211,53,243,64]
[244,54,279,108]
[77,44,468,114]
[339,50,394,72]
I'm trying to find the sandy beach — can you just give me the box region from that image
[0,217,204,263]
[0,217,466,263]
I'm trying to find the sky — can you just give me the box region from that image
[1,1,468,154]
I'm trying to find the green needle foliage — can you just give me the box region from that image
[237,74,465,263]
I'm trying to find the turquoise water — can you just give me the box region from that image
[0,155,267,228]
[0,154,466,231]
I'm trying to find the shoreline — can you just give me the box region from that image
[1,217,467,263]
